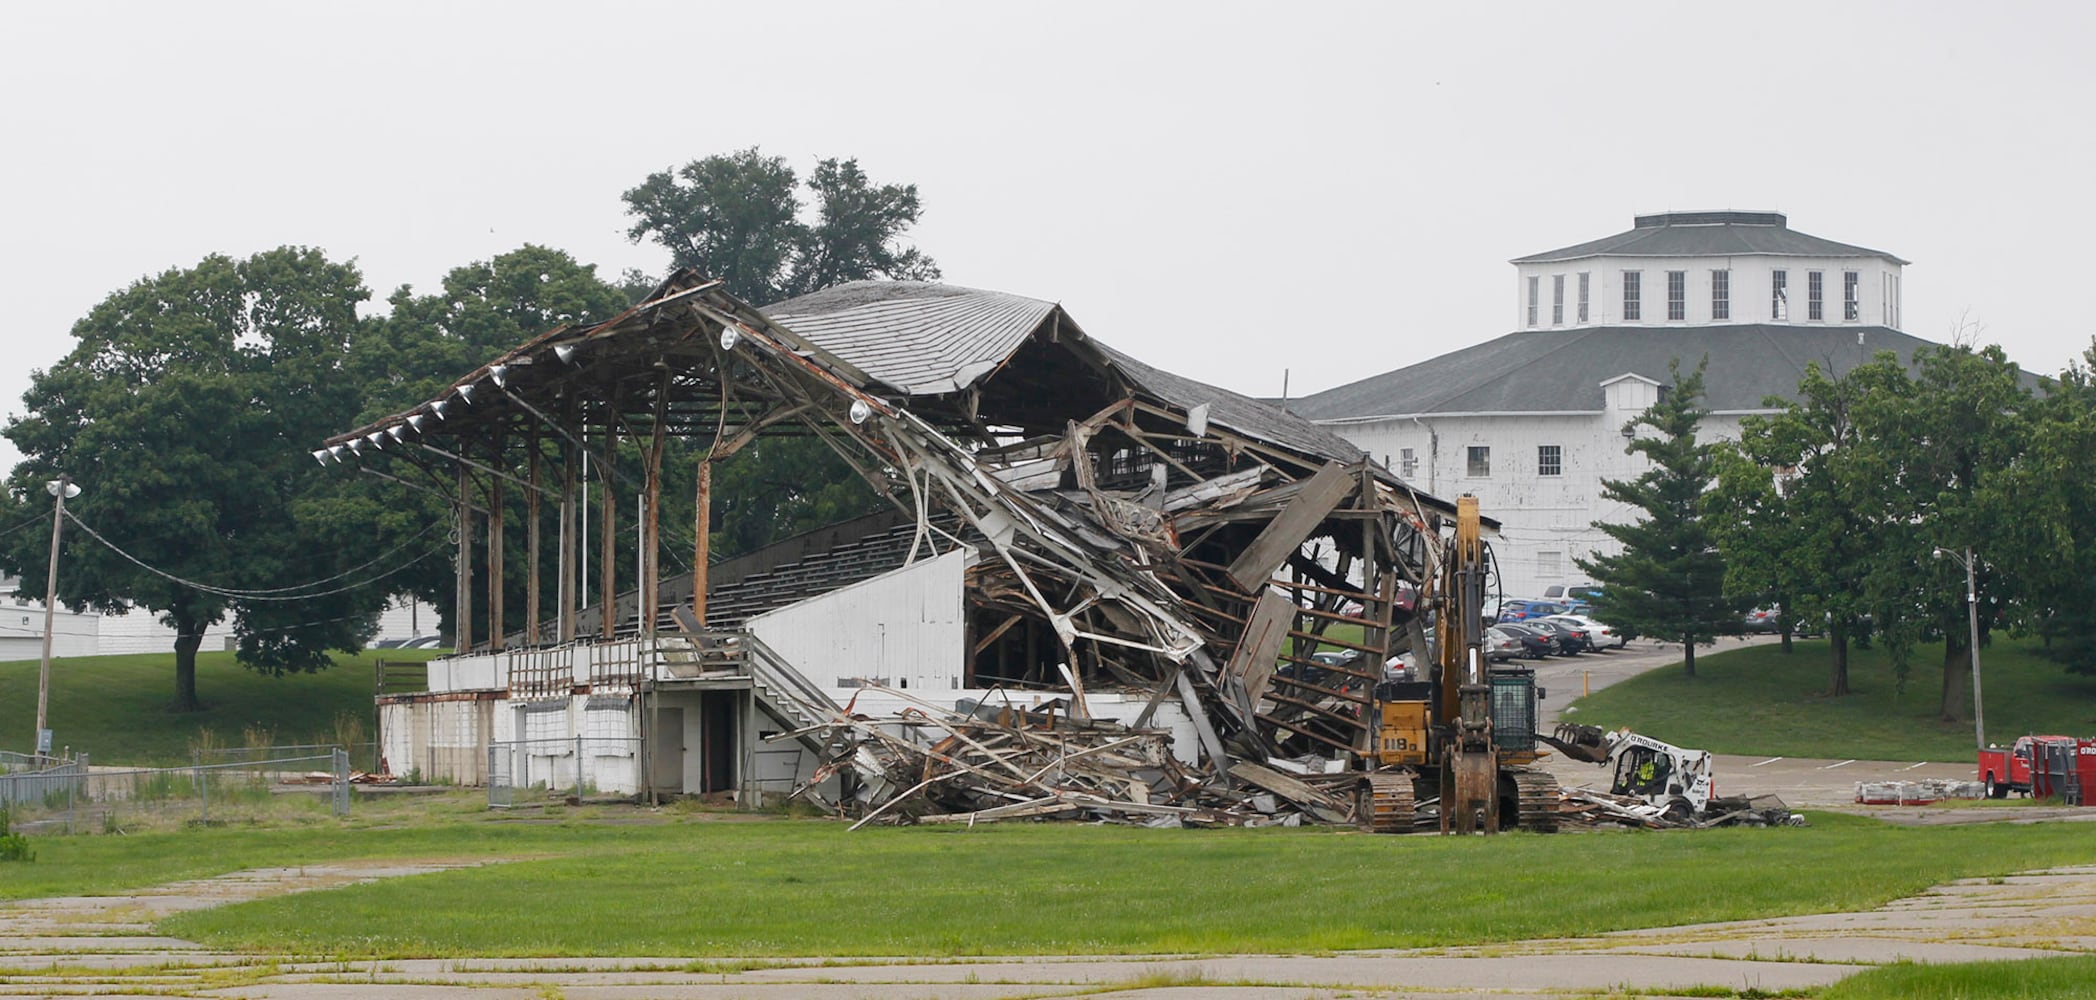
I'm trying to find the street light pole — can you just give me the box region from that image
[1933,544,1986,752]
[34,474,79,761]
[1962,546,1984,751]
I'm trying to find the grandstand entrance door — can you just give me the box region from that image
[649,705,684,796]
[699,692,738,794]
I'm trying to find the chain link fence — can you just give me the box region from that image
[487,736,641,808]
[0,747,353,835]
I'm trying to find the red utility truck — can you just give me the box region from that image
[1978,736,2096,804]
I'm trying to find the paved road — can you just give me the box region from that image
[1517,634,2004,808]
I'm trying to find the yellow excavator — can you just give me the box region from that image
[1359,495,1562,833]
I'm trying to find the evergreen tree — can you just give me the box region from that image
[1577,359,1738,677]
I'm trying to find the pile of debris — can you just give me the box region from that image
[1854,779,1984,805]
[784,696,1363,830]
[1556,787,1801,830]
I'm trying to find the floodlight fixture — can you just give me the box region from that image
[457,383,477,405]
[488,364,509,388]
[44,479,80,499]
[347,438,364,455]
[311,449,331,466]
[554,343,578,364]
[366,431,388,450]
[387,425,408,443]
[430,400,449,420]
[328,444,347,461]
[719,325,741,351]
[407,414,429,432]
[849,399,873,425]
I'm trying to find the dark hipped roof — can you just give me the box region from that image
[1513,211,1910,265]
[1286,324,1947,418]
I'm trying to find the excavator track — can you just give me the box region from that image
[1508,768,1560,833]
[1358,771,1417,833]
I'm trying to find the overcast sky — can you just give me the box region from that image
[3,2,2090,473]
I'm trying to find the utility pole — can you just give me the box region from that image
[35,474,80,761]
[1963,546,1985,751]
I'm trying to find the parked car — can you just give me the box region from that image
[1545,613,1623,649]
[1482,626,1527,662]
[1491,622,1554,659]
[1742,607,1784,633]
[1536,616,1597,651]
[1525,618,1585,655]
[1498,599,1572,623]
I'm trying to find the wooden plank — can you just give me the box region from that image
[1224,590,1294,708]
[1229,761,1352,824]
[1225,462,1356,590]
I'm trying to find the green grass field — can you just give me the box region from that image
[0,804,2072,959]
[1822,956,2096,999]
[0,647,438,765]
[1566,637,2096,761]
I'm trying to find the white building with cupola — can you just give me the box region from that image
[1288,211,1933,599]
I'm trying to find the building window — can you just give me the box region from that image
[1666,271,1686,321]
[1843,270,1860,321]
[1710,269,1730,321]
[1622,270,1642,321]
[1537,444,1562,477]
[1537,550,1563,580]
[1808,271,1824,320]
[1466,446,1490,478]
[1399,447,1417,479]
[1885,273,1901,328]
[1577,272,1590,323]
[1552,274,1565,325]
[1526,276,1539,327]
[1771,269,1788,321]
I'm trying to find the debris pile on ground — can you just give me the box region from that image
[1854,779,1984,805]
[784,699,1363,829]
[1556,787,1801,829]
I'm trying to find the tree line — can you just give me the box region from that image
[0,149,932,711]
[1581,339,2096,724]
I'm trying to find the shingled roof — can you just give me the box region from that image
[766,280,1367,466]
[1285,324,1949,419]
[1513,211,1909,266]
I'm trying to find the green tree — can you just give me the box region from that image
[350,245,636,640]
[1577,359,1737,677]
[3,249,395,710]
[1985,342,2096,674]
[621,147,939,305]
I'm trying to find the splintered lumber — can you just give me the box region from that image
[1225,462,1355,590]
[1228,761,1353,824]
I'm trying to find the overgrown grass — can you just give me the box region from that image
[1565,637,2096,761]
[0,648,439,765]
[1822,956,2096,999]
[61,812,2080,958]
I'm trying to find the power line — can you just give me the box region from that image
[61,510,447,602]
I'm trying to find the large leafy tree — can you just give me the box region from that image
[2001,340,2096,674]
[349,245,637,640]
[1577,359,1738,677]
[2,248,396,710]
[621,149,940,557]
[621,147,940,306]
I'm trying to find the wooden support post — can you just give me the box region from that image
[559,418,580,643]
[693,458,711,627]
[599,418,618,638]
[644,372,669,641]
[455,462,473,653]
[526,436,541,646]
[488,441,505,652]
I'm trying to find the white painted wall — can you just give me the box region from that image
[1516,254,1903,329]
[1333,407,1761,599]
[747,546,972,696]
